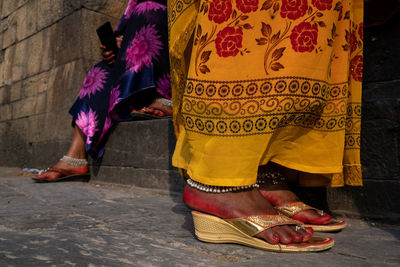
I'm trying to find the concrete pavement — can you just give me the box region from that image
[0,167,399,266]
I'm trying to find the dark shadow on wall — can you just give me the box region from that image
[327,11,400,224]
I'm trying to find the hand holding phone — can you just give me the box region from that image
[96,22,119,65]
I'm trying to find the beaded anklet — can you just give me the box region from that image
[186,169,286,193]
[187,178,259,193]
[60,155,88,166]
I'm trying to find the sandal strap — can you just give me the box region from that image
[225,214,303,236]
[275,202,324,217]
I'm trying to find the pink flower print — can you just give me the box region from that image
[79,67,108,99]
[124,0,138,19]
[75,109,98,144]
[109,85,122,112]
[99,117,113,141]
[125,25,163,73]
[156,74,171,99]
[134,1,166,15]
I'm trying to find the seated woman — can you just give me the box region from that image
[33,0,171,182]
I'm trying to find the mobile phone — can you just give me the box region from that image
[96,22,119,58]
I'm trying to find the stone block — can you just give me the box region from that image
[21,72,50,98]
[25,32,42,77]
[12,40,27,82]
[363,98,400,122]
[361,126,400,180]
[47,59,87,112]
[0,18,7,33]
[2,13,17,49]
[327,180,400,222]
[36,0,81,31]
[15,0,37,41]
[9,81,22,102]
[11,97,34,119]
[364,13,400,83]
[361,99,400,180]
[363,80,400,100]
[82,0,128,19]
[53,11,83,67]
[0,53,4,87]
[11,92,47,119]
[25,26,55,77]
[26,112,72,144]
[98,120,177,170]
[0,103,11,122]
[90,166,184,192]
[3,45,15,85]
[0,0,29,19]
[0,86,10,104]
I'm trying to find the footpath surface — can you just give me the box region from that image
[0,167,399,267]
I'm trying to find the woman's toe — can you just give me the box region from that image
[272,226,293,244]
[282,226,303,243]
[257,229,280,244]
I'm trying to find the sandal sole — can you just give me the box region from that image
[32,173,90,183]
[192,211,334,252]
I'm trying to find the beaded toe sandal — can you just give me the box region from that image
[191,211,334,252]
[32,156,90,183]
[275,202,347,232]
[32,167,90,183]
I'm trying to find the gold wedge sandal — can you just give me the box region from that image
[275,202,347,232]
[192,211,334,252]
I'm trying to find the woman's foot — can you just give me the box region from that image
[259,183,332,225]
[139,98,172,118]
[183,185,313,244]
[34,155,88,181]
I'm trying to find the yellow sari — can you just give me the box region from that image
[169,0,363,187]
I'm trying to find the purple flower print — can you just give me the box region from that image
[109,85,122,112]
[75,109,98,144]
[124,0,138,19]
[79,67,108,99]
[125,25,163,73]
[134,1,166,15]
[156,73,171,99]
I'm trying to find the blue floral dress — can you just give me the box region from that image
[69,0,170,159]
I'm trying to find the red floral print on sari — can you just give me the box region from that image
[350,55,363,82]
[215,27,243,57]
[358,22,363,40]
[236,0,259,13]
[208,0,233,24]
[349,31,358,53]
[290,22,318,52]
[280,0,308,20]
[312,0,333,11]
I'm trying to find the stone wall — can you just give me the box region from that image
[0,0,128,167]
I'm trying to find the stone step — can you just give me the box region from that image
[89,119,400,222]
[89,119,184,192]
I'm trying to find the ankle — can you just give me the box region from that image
[60,155,88,166]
